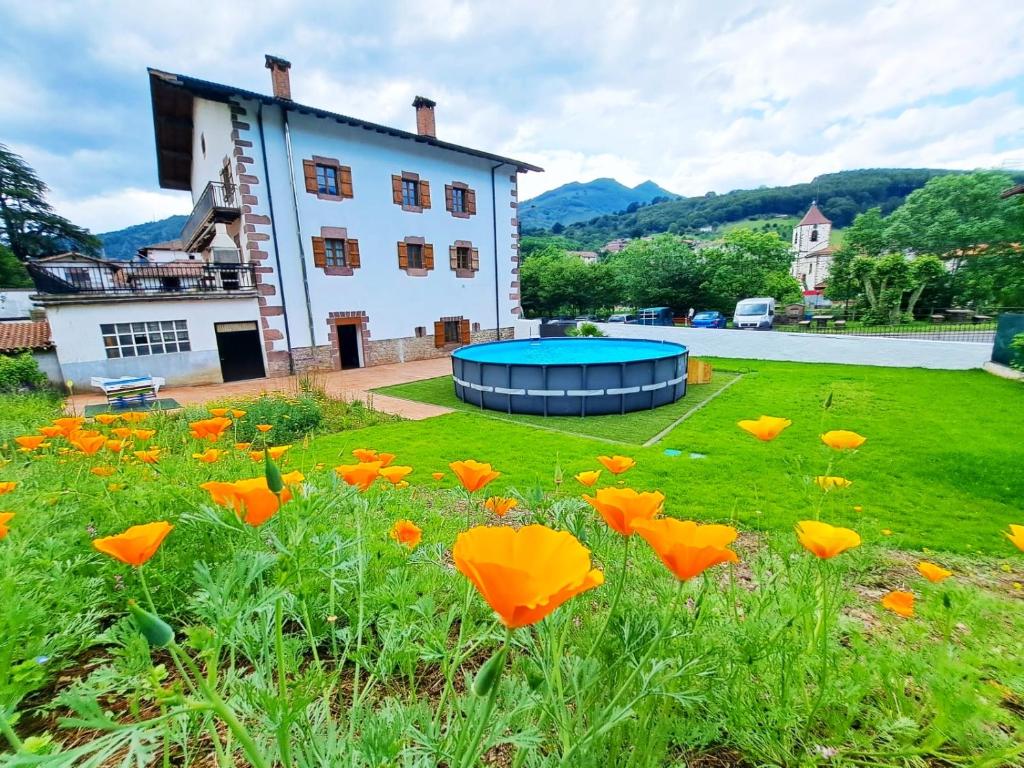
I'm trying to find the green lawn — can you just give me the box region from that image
[311,358,1024,555]
[375,371,740,444]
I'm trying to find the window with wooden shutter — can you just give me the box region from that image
[311,236,326,267]
[433,321,446,348]
[397,241,409,269]
[445,184,454,212]
[392,175,404,205]
[445,182,475,218]
[346,239,360,267]
[459,318,471,344]
[471,248,480,270]
[455,246,472,270]
[449,245,457,269]
[423,243,434,270]
[419,180,431,209]
[339,166,354,198]
[466,188,477,215]
[303,160,317,194]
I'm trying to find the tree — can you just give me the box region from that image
[851,253,945,324]
[0,144,100,261]
[613,235,702,312]
[698,229,798,311]
[0,244,32,288]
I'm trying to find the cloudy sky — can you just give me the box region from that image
[2,0,1023,233]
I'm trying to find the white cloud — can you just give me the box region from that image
[50,188,192,235]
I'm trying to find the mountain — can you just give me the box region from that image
[98,215,187,261]
[519,178,676,229]
[554,169,978,246]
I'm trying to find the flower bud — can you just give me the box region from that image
[264,449,284,494]
[472,646,508,697]
[128,599,174,647]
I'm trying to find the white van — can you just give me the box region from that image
[733,297,776,330]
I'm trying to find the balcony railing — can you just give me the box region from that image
[28,262,256,297]
[180,181,241,251]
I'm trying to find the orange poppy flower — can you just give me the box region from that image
[190,417,232,442]
[631,518,740,581]
[484,496,518,517]
[796,520,862,559]
[575,470,602,487]
[15,435,46,451]
[52,417,85,435]
[110,427,133,439]
[208,408,229,417]
[256,424,273,433]
[280,470,305,487]
[73,435,108,456]
[93,414,120,425]
[250,445,292,462]
[134,449,161,464]
[335,461,383,491]
[431,472,445,481]
[192,448,224,463]
[814,476,852,491]
[917,561,952,583]
[234,442,252,451]
[737,415,792,442]
[390,519,422,549]
[449,459,500,492]
[821,430,866,450]
[39,426,64,438]
[596,455,636,475]
[93,521,173,566]
[583,487,664,536]
[1006,524,1024,552]
[132,429,156,441]
[231,409,247,419]
[379,465,413,485]
[201,477,294,526]
[0,481,17,495]
[120,412,149,424]
[352,448,379,463]
[90,466,117,477]
[881,590,914,618]
[453,524,604,628]
[106,439,128,453]
[0,512,15,540]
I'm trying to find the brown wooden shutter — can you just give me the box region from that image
[419,180,431,209]
[449,245,457,269]
[445,184,454,212]
[311,236,326,267]
[397,241,408,269]
[459,318,471,344]
[466,188,477,215]
[339,166,354,198]
[471,248,480,271]
[303,160,317,193]
[346,239,360,267]
[434,321,446,348]
[423,243,434,270]
[391,175,403,205]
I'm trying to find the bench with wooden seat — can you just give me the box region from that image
[930,314,945,324]
[972,314,993,324]
[798,320,812,329]
[833,319,847,330]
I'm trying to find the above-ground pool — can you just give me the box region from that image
[451,337,688,416]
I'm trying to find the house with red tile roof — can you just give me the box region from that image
[0,320,62,383]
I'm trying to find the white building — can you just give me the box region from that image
[30,54,541,386]
[790,202,834,291]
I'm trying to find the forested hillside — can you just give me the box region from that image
[99,215,187,260]
[550,169,984,246]
[519,178,675,229]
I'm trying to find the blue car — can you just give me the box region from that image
[691,310,726,329]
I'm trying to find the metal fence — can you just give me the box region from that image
[181,181,240,249]
[28,262,256,296]
[777,320,996,343]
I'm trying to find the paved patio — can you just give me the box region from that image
[69,358,454,420]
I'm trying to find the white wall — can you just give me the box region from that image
[514,322,991,370]
[47,297,259,385]
[191,99,236,203]
[0,289,37,319]
[196,96,520,353]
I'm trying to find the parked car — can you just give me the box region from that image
[637,307,675,326]
[733,297,776,330]
[575,315,599,322]
[691,310,726,329]
[607,313,637,324]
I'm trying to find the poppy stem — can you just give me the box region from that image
[458,626,513,768]
[583,535,631,660]
[0,708,23,753]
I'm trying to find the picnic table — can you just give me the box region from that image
[91,375,165,410]
[944,309,974,322]
[812,315,834,328]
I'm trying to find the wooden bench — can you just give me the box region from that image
[972,314,993,324]
[930,314,945,324]
[798,320,812,329]
[91,376,165,410]
[833,320,847,330]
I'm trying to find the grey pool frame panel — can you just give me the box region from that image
[451,338,688,416]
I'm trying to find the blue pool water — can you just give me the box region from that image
[452,337,685,365]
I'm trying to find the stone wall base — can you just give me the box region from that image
[262,328,513,375]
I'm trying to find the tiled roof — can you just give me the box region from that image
[798,203,831,226]
[0,321,52,353]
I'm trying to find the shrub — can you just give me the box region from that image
[566,322,605,337]
[1010,332,1024,372]
[0,352,47,393]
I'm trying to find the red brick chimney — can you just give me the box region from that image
[412,96,436,137]
[265,55,292,100]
